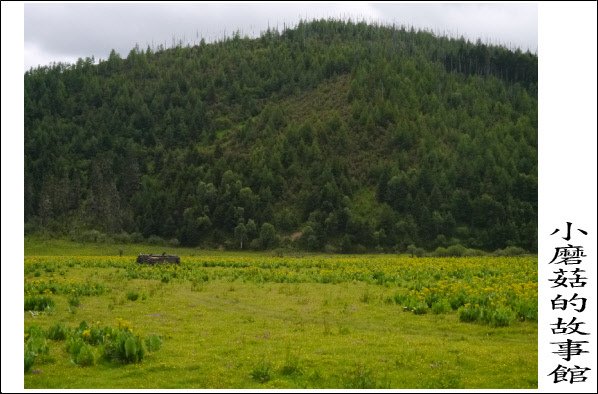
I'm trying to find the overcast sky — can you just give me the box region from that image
[24,3,537,71]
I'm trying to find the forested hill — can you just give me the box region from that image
[24,19,538,253]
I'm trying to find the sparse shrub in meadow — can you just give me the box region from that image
[24,349,36,373]
[68,295,80,307]
[25,336,48,356]
[250,359,272,383]
[103,330,145,364]
[372,271,386,285]
[393,291,419,310]
[458,303,516,327]
[360,290,371,303]
[449,292,468,310]
[116,318,132,331]
[77,320,89,331]
[81,326,116,346]
[25,280,105,297]
[393,291,409,305]
[458,304,482,323]
[66,335,85,356]
[487,307,516,327]
[66,336,96,366]
[60,320,159,366]
[338,325,350,335]
[161,274,171,283]
[126,268,139,280]
[431,299,451,314]
[26,325,46,338]
[344,363,376,389]
[511,300,538,321]
[74,343,95,366]
[280,354,302,376]
[24,295,55,311]
[126,291,140,301]
[145,334,163,352]
[47,323,68,340]
[308,369,323,385]
[191,278,206,292]
[412,302,429,315]
[24,325,49,372]
[424,291,441,308]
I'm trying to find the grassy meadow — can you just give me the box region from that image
[24,239,537,388]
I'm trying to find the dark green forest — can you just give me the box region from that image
[24,19,537,253]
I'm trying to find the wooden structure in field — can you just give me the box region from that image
[136,253,180,264]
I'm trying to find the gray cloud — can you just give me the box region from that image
[24,3,537,71]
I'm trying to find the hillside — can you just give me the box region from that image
[24,19,538,252]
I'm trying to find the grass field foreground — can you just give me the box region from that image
[24,246,537,389]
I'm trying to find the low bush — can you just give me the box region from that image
[24,295,55,311]
[431,299,451,314]
[130,232,145,243]
[344,363,377,389]
[72,229,113,243]
[113,232,132,244]
[250,360,272,383]
[66,336,96,366]
[412,302,429,315]
[433,246,449,257]
[103,330,145,364]
[447,244,467,257]
[458,304,516,327]
[458,304,482,322]
[494,246,527,256]
[126,291,139,301]
[147,235,165,245]
[47,323,68,340]
[75,343,96,366]
[145,334,163,352]
[487,307,516,327]
[511,299,538,321]
[24,349,36,372]
[68,296,81,307]
[280,354,302,376]
[24,326,49,372]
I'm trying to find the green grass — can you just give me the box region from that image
[24,236,239,257]
[23,241,537,388]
